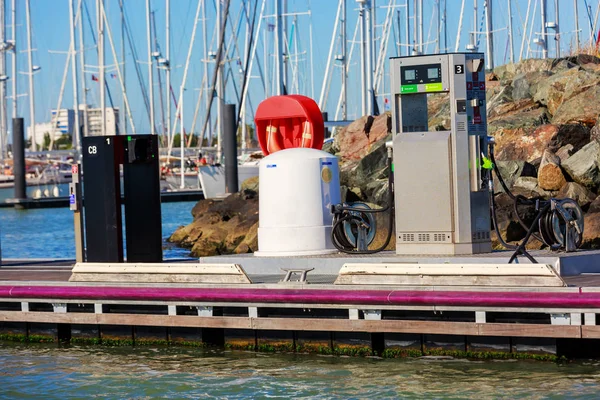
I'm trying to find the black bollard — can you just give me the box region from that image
[322,111,330,139]
[12,118,26,200]
[223,104,239,194]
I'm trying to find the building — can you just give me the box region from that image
[83,106,120,137]
[27,106,120,149]
[27,108,76,148]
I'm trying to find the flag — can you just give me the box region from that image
[91,74,98,82]
[110,73,117,79]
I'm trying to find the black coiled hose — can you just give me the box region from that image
[487,143,579,263]
[331,152,395,254]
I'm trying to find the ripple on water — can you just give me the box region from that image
[1,343,600,398]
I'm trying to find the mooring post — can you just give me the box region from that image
[322,111,329,138]
[12,117,26,202]
[223,103,239,194]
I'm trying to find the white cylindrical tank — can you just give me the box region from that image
[255,148,341,256]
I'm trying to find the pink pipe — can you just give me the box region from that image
[0,285,597,309]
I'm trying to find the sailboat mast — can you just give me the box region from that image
[275,0,284,95]
[554,0,560,57]
[121,0,127,135]
[166,0,171,146]
[341,0,347,121]
[146,0,155,135]
[10,0,15,121]
[25,0,35,151]
[540,0,548,58]
[365,0,374,115]
[484,0,493,70]
[217,0,226,161]
[78,0,88,137]
[69,0,81,154]
[0,0,6,159]
[508,0,514,63]
[97,0,106,136]
[575,0,580,53]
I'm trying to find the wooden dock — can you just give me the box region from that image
[2,251,600,359]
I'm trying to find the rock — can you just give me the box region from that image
[168,190,259,257]
[512,177,552,197]
[590,116,600,143]
[493,124,557,161]
[562,140,600,191]
[556,182,597,210]
[487,101,549,135]
[241,176,259,193]
[333,112,391,163]
[582,212,600,250]
[340,136,390,197]
[589,197,600,214]
[552,85,600,125]
[561,54,600,66]
[493,160,537,192]
[538,150,566,191]
[492,58,554,82]
[555,144,574,162]
[486,85,513,114]
[364,179,391,207]
[591,124,600,143]
[510,71,552,100]
[547,124,591,154]
[533,68,600,116]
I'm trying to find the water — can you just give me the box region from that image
[0,201,197,260]
[0,343,599,399]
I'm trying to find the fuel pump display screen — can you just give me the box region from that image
[400,63,442,85]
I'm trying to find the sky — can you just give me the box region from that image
[4,0,597,139]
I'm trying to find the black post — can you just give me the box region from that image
[223,104,239,193]
[322,112,330,139]
[12,118,26,200]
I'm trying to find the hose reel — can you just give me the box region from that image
[539,198,584,252]
[341,202,377,251]
[488,138,585,263]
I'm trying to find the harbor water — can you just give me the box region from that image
[1,343,600,398]
[0,200,198,260]
[1,203,600,398]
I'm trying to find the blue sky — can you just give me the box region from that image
[9,0,596,137]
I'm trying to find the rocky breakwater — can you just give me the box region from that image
[487,54,600,250]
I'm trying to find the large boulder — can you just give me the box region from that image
[582,212,600,250]
[493,58,554,82]
[552,85,600,126]
[493,124,558,161]
[340,137,390,194]
[169,190,259,257]
[533,68,600,116]
[493,160,537,192]
[537,150,566,191]
[333,112,391,164]
[487,101,549,135]
[547,124,591,154]
[562,141,600,191]
[510,71,552,100]
[556,182,597,210]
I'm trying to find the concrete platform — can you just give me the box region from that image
[200,249,600,277]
